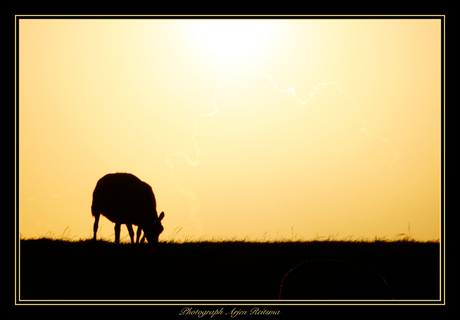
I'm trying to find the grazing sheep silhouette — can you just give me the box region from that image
[91,173,165,244]
[279,259,393,300]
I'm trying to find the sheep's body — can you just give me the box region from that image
[92,173,164,244]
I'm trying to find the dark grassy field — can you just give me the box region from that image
[18,238,441,302]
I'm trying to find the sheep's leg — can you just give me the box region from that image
[93,214,100,241]
[114,223,121,245]
[136,227,142,244]
[126,224,135,244]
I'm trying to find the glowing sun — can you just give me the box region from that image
[184,20,279,67]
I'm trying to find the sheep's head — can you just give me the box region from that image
[142,211,165,244]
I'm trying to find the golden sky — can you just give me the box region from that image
[18,17,442,242]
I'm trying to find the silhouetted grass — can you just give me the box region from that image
[18,235,440,302]
[160,223,437,244]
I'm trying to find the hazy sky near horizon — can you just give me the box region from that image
[19,18,442,241]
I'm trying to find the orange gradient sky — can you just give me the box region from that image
[18,17,442,242]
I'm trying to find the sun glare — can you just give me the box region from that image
[185,20,279,67]
[19,19,441,242]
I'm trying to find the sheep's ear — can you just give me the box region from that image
[159,211,165,221]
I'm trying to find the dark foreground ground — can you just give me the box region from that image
[18,239,441,302]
